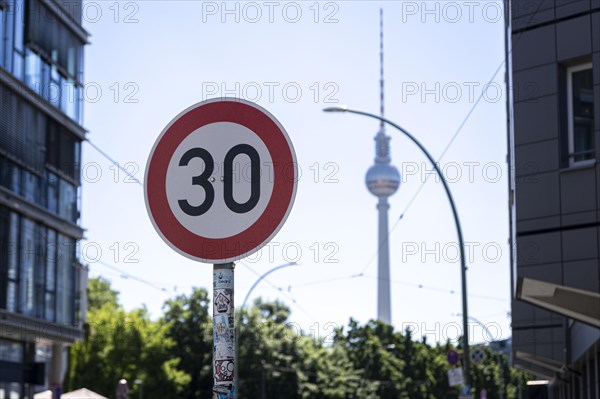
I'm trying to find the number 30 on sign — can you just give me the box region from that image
[144,99,298,264]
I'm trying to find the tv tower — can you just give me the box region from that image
[365,9,400,324]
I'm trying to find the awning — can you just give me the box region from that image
[34,388,108,399]
[62,388,109,399]
[514,351,563,380]
[516,277,600,328]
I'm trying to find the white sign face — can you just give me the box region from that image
[166,122,274,239]
[145,99,297,264]
[448,368,464,387]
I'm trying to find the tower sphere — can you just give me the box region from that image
[366,163,400,198]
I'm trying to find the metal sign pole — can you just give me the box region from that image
[213,263,235,399]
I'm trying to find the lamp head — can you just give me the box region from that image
[322,105,348,113]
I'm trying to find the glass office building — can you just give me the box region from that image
[0,1,88,397]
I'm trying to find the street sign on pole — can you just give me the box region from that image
[447,349,460,366]
[471,348,486,365]
[448,368,464,387]
[145,98,297,399]
[145,98,298,264]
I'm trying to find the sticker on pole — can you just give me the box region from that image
[145,98,297,264]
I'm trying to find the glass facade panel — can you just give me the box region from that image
[21,169,38,204]
[6,282,16,312]
[7,213,18,281]
[12,51,23,80]
[568,65,596,165]
[26,0,84,82]
[0,339,23,362]
[13,0,23,52]
[7,212,18,312]
[19,218,34,316]
[45,228,55,321]
[48,76,60,108]
[1,207,78,322]
[24,48,42,94]
[58,178,76,222]
[46,171,58,214]
[4,0,13,74]
[56,234,74,324]
[0,8,4,68]
[34,225,45,318]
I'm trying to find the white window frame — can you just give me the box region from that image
[567,62,595,166]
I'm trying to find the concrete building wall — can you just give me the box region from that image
[510,0,600,397]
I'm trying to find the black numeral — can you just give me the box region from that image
[178,148,215,216]
[224,144,261,214]
[178,145,260,215]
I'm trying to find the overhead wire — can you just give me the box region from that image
[81,0,547,317]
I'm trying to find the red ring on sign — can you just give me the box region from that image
[145,100,296,263]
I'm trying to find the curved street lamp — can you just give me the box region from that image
[454,313,505,399]
[240,261,299,311]
[324,105,471,388]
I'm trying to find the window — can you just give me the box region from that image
[11,0,24,80]
[19,218,35,316]
[7,212,19,312]
[0,339,23,362]
[0,5,5,68]
[46,171,58,214]
[58,178,77,222]
[21,170,39,204]
[3,0,13,74]
[24,48,42,94]
[26,0,84,81]
[567,63,595,165]
[0,83,46,173]
[46,118,82,183]
[0,206,79,323]
[45,229,56,321]
[56,234,74,324]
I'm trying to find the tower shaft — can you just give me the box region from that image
[377,197,392,324]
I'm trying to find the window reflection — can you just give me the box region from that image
[568,64,595,165]
[59,179,77,222]
[1,207,79,325]
[20,219,35,316]
[47,171,58,214]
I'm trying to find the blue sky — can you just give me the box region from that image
[80,0,511,345]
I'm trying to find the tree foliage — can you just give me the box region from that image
[66,279,531,399]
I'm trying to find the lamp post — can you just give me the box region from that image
[239,262,298,311]
[134,379,143,399]
[236,261,298,396]
[324,105,471,388]
[453,313,505,399]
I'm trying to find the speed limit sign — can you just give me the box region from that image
[144,98,297,264]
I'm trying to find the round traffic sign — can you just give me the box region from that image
[471,348,485,365]
[145,98,297,263]
[447,349,460,366]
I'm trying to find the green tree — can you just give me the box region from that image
[161,287,214,399]
[65,278,189,398]
[238,299,363,399]
[67,280,534,399]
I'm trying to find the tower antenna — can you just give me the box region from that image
[379,8,385,126]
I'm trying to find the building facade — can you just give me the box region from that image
[0,1,88,397]
[508,0,600,398]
